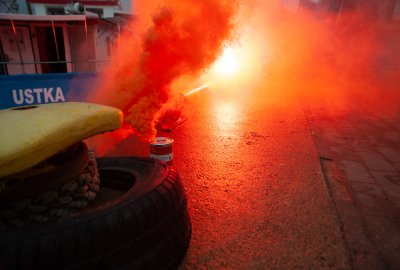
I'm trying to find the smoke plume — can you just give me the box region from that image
[90,0,238,141]
[89,0,400,155]
[220,0,400,109]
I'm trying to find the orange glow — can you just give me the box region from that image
[184,83,210,97]
[213,100,242,139]
[85,123,135,156]
[87,0,400,155]
[88,0,238,148]
[200,0,400,108]
[212,46,241,77]
[215,101,238,125]
[203,9,272,97]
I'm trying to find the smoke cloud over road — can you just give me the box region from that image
[90,0,237,141]
[208,0,400,107]
[88,0,400,155]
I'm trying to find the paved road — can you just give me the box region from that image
[109,90,351,269]
[106,89,400,269]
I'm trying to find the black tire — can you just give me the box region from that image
[0,157,191,270]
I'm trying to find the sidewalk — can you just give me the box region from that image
[304,97,400,269]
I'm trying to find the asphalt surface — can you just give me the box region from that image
[173,93,352,270]
[108,90,354,269]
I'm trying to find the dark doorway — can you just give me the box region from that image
[35,26,67,73]
[0,40,7,75]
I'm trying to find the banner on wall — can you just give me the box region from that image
[0,72,100,109]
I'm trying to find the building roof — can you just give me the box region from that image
[27,0,119,6]
[0,13,99,24]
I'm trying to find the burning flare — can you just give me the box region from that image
[90,0,238,142]
[212,46,241,77]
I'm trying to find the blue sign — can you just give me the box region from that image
[0,72,100,109]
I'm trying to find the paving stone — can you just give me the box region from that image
[340,160,375,184]
[385,119,400,131]
[375,146,400,163]
[363,216,400,269]
[363,136,387,147]
[349,182,396,217]
[358,151,397,172]
[306,100,400,270]
[334,200,385,270]
[395,163,400,171]
[383,131,400,144]
[330,145,359,159]
[321,129,342,144]
[349,182,384,199]
[366,119,389,130]
[390,198,400,212]
[370,171,400,200]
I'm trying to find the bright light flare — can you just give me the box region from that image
[212,46,241,77]
[204,26,271,97]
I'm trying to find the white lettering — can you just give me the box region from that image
[24,89,34,104]
[43,88,55,103]
[12,89,24,105]
[33,88,43,103]
[11,86,66,105]
[55,87,65,102]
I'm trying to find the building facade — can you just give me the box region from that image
[0,0,133,75]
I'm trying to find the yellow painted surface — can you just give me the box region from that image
[0,102,123,178]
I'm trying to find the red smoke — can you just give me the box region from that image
[90,0,237,141]
[88,0,400,156]
[215,0,400,109]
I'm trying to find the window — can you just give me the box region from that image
[47,7,66,15]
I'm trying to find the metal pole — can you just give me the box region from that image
[84,18,89,51]
[51,20,61,62]
[84,18,90,70]
[10,19,25,74]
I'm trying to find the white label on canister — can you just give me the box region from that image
[150,153,173,162]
